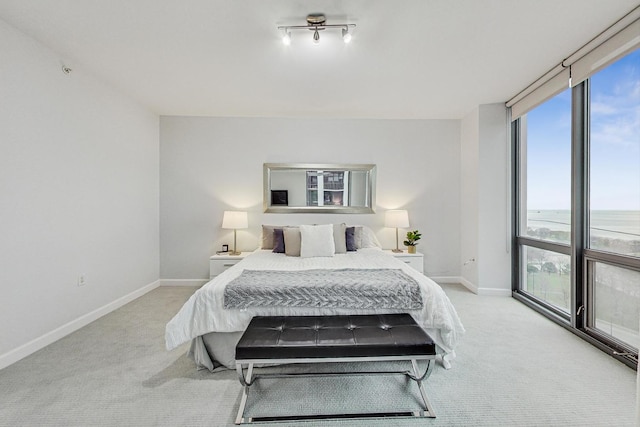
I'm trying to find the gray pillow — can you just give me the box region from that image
[346,227,357,251]
[273,228,285,253]
[353,226,364,249]
[333,223,347,254]
[261,225,278,249]
[283,227,301,256]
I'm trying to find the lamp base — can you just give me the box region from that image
[229,251,241,256]
[392,228,404,254]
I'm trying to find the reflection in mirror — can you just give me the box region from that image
[264,164,376,213]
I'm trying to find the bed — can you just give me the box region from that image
[165,225,465,371]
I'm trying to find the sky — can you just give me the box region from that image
[525,49,639,211]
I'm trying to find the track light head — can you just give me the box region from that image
[282,30,291,45]
[342,27,352,43]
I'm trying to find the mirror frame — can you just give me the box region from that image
[263,163,376,214]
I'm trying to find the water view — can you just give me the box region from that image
[526,209,640,256]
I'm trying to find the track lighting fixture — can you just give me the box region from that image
[278,14,355,45]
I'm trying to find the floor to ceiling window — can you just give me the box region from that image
[586,50,640,352]
[518,89,572,313]
[511,42,639,367]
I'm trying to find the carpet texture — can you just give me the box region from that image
[0,284,636,426]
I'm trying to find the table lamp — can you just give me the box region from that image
[222,211,248,255]
[385,209,409,253]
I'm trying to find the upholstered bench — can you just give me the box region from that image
[234,314,437,424]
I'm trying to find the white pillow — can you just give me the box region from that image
[360,226,382,249]
[300,224,336,258]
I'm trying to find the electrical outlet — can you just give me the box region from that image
[78,275,86,286]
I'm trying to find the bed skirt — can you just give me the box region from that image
[188,332,244,371]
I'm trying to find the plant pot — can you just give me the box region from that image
[407,245,416,254]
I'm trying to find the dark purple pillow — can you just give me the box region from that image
[346,227,357,251]
[272,228,285,253]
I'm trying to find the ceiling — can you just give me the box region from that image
[0,0,637,119]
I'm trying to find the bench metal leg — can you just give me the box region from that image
[235,363,254,424]
[411,359,436,418]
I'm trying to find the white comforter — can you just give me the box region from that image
[165,249,465,358]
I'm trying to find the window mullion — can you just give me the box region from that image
[511,119,521,293]
[570,80,589,329]
[584,249,640,272]
[517,236,571,255]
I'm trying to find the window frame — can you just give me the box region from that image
[512,73,639,368]
[584,254,640,355]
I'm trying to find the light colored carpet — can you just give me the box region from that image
[0,284,636,426]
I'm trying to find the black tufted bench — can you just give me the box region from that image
[234,314,437,424]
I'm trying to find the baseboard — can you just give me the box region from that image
[458,279,510,296]
[431,276,479,294]
[0,279,160,371]
[458,277,479,294]
[430,276,460,284]
[432,276,511,297]
[159,279,208,287]
[476,287,512,296]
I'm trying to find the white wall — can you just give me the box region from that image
[477,104,511,294]
[0,19,160,366]
[459,104,511,295]
[460,107,480,287]
[160,117,461,280]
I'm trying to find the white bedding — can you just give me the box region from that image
[165,249,465,366]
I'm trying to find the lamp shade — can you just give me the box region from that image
[222,211,248,229]
[385,210,409,228]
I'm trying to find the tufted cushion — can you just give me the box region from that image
[236,314,435,360]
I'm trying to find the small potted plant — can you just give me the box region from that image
[404,230,422,254]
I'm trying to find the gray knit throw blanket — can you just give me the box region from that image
[223,268,423,310]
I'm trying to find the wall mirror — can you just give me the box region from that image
[264,163,376,213]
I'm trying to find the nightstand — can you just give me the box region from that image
[209,252,249,279]
[384,250,424,274]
